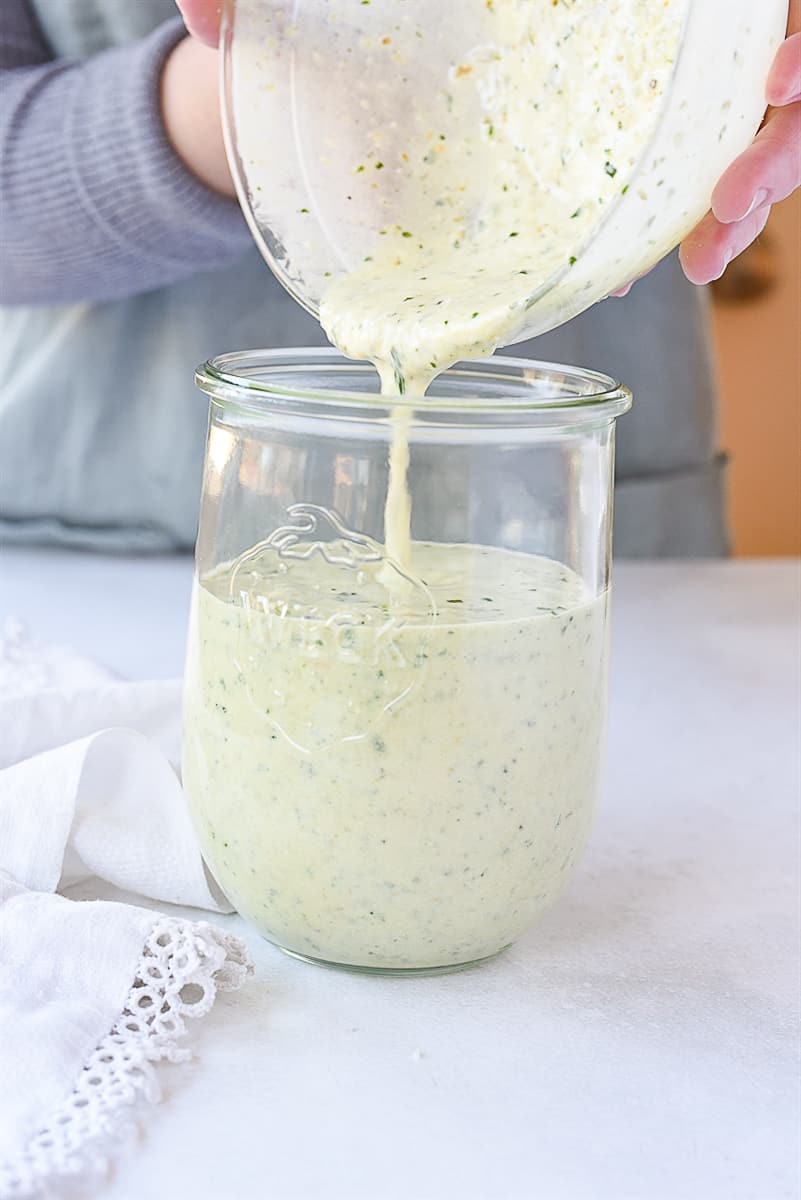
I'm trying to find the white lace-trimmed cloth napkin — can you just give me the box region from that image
[0,621,253,1199]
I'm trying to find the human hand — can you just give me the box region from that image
[679,2,800,285]
[174,0,225,48]
[613,5,800,296]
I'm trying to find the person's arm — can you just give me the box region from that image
[0,0,249,306]
[160,33,235,200]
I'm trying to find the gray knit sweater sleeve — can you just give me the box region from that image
[0,0,251,305]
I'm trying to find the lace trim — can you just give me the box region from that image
[1,917,253,1199]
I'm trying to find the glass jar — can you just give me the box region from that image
[183,349,632,974]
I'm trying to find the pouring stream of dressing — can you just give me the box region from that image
[312,0,688,571]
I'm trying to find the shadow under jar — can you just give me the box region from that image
[183,349,632,975]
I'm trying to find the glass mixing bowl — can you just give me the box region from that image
[221,0,787,342]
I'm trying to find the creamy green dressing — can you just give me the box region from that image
[184,545,609,969]
[315,0,687,567]
[185,0,691,966]
[320,0,687,393]
[229,0,690,570]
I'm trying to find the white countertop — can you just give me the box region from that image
[2,550,799,1200]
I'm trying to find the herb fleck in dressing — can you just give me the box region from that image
[183,546,609,969]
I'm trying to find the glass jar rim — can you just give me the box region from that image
[196,347,632,423]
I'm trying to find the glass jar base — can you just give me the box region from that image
[270,940,513,977]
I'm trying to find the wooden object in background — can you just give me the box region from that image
[711,192,801,557]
